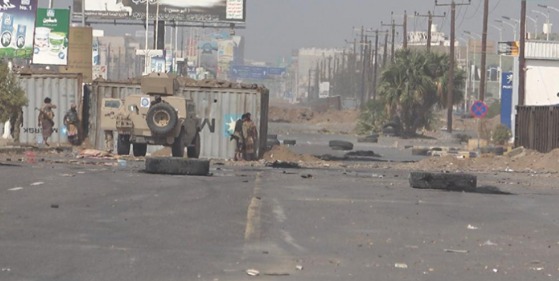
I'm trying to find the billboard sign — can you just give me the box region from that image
[74,0,245,22]
[230,65,287,80]
[501,72,513,129]
[498,41,519,56]
[33,8,70,65]
[0,0,38,59]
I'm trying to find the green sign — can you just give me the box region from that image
[32,8,70,65]
[0,0,38,59]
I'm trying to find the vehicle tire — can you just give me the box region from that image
[187,132,201,158]
[329,140,353,151]
[117,134,130,155]
[146,103,178,135]
[171,128,186,157]
[283,139,296,145]
[411,148,429,156]
[409,172,477,192]
[133,143,147,157]
[145,157,210,176]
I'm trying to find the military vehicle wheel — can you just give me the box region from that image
[146,103,178,135]
[187,132,201,158]
[171,128,186,157]
[133,143,147,157]
[117,135,130,155]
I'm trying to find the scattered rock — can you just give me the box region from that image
[409,172,477,192]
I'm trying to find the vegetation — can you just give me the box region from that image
[0,61,27,142]
[486,100,500,119]
[356,99,386,134]
[492,124,512,145]
[359,49,466,136]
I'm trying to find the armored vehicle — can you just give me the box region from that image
[100,73,201,158]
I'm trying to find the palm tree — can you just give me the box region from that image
[376,49,465,136]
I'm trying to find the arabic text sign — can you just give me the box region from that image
[74,0,246,22]
[33,8,70,65]
[0,0,38,59]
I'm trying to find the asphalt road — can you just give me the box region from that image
[1,157,559,281]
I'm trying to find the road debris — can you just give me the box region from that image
[394,263,408,269]
[246,269,260,276]
[444,249,469,254]
[266,160,300,169]
[295,265,303,270]
[467,224,479,230]
[1,268,10,272]
[301,174,313,179]
[481,240,498,246]
[30,182,44,186]
[50,204,59,208]
[8,187,23,191]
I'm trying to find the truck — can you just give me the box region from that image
[100,73,201,158]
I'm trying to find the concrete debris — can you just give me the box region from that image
[467,224,479,230]
[246,269,260,276]
[444,249,469,254]
[394,263,408,269]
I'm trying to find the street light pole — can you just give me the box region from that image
[502,16,520,41]
[495,19,516,41]
[526,15,537,39]
[491,23,503,99]
[532,10,549,40]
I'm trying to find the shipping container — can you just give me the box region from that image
[18,73,82,146]
[525,41,559,60]
[88,81,269,160]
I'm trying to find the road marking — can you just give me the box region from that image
[245,172,262,242]
[8,187,23,191]
[295,197,461,206]
[30,182,44,186]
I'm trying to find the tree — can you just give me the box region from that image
[0,61,27,142]
[374,49,465,136]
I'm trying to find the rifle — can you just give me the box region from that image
[35,107,54,125]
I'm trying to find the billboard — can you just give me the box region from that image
[74,0,245,22]
[498,41,519,56]
[33,8,70,65]
[230,65,287,80]
[0,0,38,59]
[59,27,93,83]
[501,72,513,130]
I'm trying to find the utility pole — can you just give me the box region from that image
[436,0,471,133]
[382,18,403,62]
[372,29,389,100]
[383,31,389,67]
[479,0,489,102]
[519,0,526,106]
[415,10,446,52]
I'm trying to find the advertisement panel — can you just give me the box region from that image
[498,41,519,56]
[74,0,245,22]
[0,0,38,59]
[501,72,513,129]
[230,65,287,80]
[33,8,70,65]
[59,27,93,83]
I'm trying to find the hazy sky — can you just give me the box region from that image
[49,0,555,63]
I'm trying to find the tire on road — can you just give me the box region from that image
[329,140,353,151]
[409,172,477,192]
[411,148,429,156]
[117,134,130,155]
[133,143,147,157]
[283,139,296,145]
[145,157,210,176]
[146,103,178,135]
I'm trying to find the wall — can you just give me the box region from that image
[18,74,82,146]
[525,59,559,106]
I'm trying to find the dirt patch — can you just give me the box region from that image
[150,147,172,157]
[263,145,321,163]
[400,148,559,173]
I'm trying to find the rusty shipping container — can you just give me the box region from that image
[18,73,82,146]
[88,81,269,160]
[515,105,559,153]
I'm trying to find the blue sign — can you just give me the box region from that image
[230,65,286,80]
[470,100,489,118]
[501,72,513,129]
